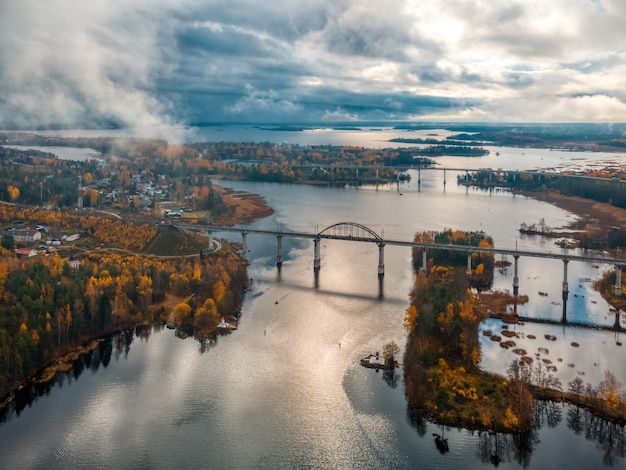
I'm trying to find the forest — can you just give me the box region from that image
[404,229,626,432]
[388,141,490,157]
[403,230,531,431]
[0,136,286,405]
[392,122,626,152]
[461,169,626,248]
[0,216,248,400]
[0,135,432,195]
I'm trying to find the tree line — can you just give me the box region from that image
[0,243,247,398]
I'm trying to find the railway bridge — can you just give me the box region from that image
[180,221,625,326]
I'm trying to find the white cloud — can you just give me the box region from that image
[321,107,360,122]
[225,85,302,116]
[0,0,185,131]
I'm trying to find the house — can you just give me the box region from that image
[11,229,42,243]
[65,233,80,242]
[15,248,37,258]
[67,259,80,269]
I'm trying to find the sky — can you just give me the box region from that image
[1,0,626,130]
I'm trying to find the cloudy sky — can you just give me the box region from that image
[1,0,625,129]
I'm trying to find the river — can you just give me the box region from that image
[0,126,625,468]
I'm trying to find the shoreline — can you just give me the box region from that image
[212,184,275,225]
[0,187,274,414]
[0,336,107,413]
[517,189,626,234]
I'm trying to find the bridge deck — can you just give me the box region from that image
[185,223,623,266]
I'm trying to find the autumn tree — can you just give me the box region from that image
[193,298,220,335]
[173,302,192,326]
[7,185,20,201]
[382,341,400,362]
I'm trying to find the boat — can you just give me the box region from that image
[218,317,238,330]
[360,352,393,370]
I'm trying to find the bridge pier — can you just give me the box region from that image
[513,255,520,296]
[276,235,283,269]
[422,249,428,272]
[378,242,385,277]
[208,230,214,252]
[562,259,569,324]
[241,230,247,260]
[615,265,622,296]
[467,251,472,275]
[313,236,321,273]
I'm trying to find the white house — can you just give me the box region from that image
[11,229,41,243]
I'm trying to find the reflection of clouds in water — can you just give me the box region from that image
[490,260,615,327]
[480,319,625,389]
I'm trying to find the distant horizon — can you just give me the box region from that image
[3,121,626,133]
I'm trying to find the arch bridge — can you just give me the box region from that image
[314,222,385,276]
[187,220,625,326]
[317,222,383,242]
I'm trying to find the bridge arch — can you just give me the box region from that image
[317,222,382,242]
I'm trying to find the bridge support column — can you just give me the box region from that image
[615,265,622,297]
[276,235,283,269]
[467,252,472,275]
[208,230,214,252]
[513,255,520,296]
[562,259,569,324]
[241,231,247,260]
[378,242,385,278]
[313,236,321,273]
[422,249,427,272]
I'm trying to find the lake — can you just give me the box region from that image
[0,126,624,468]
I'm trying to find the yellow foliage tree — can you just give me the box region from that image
[173,303,192,325]
[7,185,20,201]
[212,280,225,303]
[404,305,418,331]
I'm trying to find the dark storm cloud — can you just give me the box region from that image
[176,24,283,58]
[173,1,330,42]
